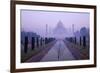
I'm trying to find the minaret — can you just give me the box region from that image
[72,24,74,36]
[45,24,48,37]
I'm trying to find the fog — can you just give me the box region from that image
[21,10,90,37]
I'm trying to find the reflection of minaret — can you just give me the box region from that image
[45,24,48,37]
[72,24,74,36]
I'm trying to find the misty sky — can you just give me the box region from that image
[21,9,90,37]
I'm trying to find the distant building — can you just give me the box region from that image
[53,21,67,39]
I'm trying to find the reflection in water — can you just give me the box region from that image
[41,39,75,62]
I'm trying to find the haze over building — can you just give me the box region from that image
[21,10,90,38]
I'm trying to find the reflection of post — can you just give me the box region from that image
[58,43,61,60]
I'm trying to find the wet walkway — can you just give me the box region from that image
[41,39,75,62]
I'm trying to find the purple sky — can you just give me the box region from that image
[21,10,90,37]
